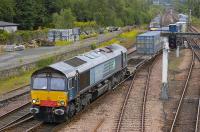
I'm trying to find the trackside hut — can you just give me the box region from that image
[0,21,19,33]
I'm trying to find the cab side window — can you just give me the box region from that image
[68,78,76,89]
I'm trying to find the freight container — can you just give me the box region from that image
[176,22,187,32]
[136,31,162,54]
[169,24,178,32]
[179,14,188,22]
[48,28,80,42]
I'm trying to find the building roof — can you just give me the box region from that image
[0,21,19,27]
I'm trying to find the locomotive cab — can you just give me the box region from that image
[30,67,74,122]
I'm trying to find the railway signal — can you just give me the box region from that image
[168,34,177,49]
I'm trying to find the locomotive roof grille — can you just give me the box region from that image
[64,57,86,67]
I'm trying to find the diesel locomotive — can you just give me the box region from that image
[30,44,128,122]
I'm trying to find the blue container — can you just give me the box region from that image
[136,31,161,54]
[169,24,177,32]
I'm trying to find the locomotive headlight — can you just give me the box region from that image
[32,99,39,104]
[59,100,65,106]
[32,99,36,103]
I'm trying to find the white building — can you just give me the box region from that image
[153,0,160,5]
[0,21,19,33]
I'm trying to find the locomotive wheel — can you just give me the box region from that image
[68,103,76,118]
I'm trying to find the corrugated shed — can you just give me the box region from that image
[0,21,19,27]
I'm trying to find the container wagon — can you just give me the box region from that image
[136,31,162,55]
[154,26,169,32]
[149,15,161,31]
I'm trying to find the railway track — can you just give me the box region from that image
[0,103,55,132]
[0,102,31,131]
[0,85,30,107]
[196,98,200,132]
[188,26,200,61]
[116,53,160,132]
[169,29,200,131]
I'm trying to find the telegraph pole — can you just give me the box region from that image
[161,38,169,100]
[189,9,192,26]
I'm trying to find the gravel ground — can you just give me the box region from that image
[145,56,164,132]
[120,66,148,132]
[162,49,195,131]
[173,57,200,131]
[161,9,178,27]
[57,83,129,132]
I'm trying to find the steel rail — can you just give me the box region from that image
[195,98,200,132]
[25,122,44,132]
[169,50,195,132]
[141,55,159,132]
[116,53,161,132]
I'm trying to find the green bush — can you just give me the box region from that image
[74,21,97,29]
[55,40,72,46]
[192,17,200,27]
[91,43,97,50]
[0,29,9,44]
[36,57,55,68]
[80,33,98,40]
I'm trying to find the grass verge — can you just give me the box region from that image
[80,33,98,40]
[98,28,143,48]
[169,50,184,71]
[0,56,56,95]
[0,70,33,94]
[55,40,72,46]
[192,17,200,28]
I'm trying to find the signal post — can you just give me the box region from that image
[161,38,169,100]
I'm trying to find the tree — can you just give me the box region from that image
[14,0,38,29]
[52,9,76,28]
[0,0,160,29]
[0,0,15,22]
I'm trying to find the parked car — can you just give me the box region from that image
[3,45,15,52]
[4,44,25,52]
[14,44,25,51]
[107,26,120,32]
